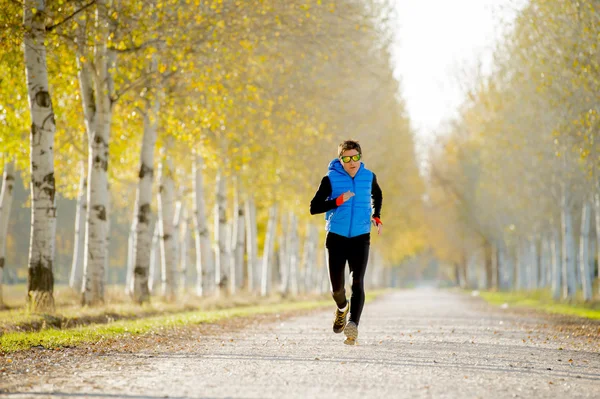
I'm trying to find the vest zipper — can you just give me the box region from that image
[348,177,355,237]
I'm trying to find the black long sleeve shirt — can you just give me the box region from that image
[309,174,383,219]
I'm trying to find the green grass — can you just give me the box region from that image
[0,290,386,353]
[478,290,600,320]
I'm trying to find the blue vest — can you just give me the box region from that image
[325,159,373,238]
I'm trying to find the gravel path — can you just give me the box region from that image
[2,289,599,398]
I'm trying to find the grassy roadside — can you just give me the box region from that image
[0,290,387,353]
[477,290,600,320]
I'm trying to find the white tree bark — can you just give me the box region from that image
[496,239,509,290]
[158,157,178,300]
[148,221,161,295]
[82,0,113,306]
[561,190,576,299]
[24,0,57,311]
[0,160,15,308]
[302,223,318,294]
[539,235,549,288]
[69,161,87,292]
[193,152,213,296]
[131,98,159,303]
[125,201,137,295]
[579,199,593,301]
[319,247,328,294]
[214,170,229,294]
[261,204,278,296]
[277,212,289,294]
[550,228,562,300]
[231,178,245,291]
[173,199,183,294]
[179,204,190,294]
[287,213,299,296]
[529,237,538,290]
[244,196,258,292]
[594,189,600,294]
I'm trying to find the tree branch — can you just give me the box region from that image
[46,1,96,32]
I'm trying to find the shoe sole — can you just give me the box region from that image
[343,323,358,345]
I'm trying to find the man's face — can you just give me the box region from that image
[340,149,361,177]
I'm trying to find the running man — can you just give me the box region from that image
[310,140,383,345]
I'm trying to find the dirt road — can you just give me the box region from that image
[2,289,599,398]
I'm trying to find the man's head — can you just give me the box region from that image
[338,140,362,177]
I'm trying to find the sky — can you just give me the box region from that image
[391,0,524,163]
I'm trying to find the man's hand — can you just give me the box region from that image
[372,217,383,235]
[335,191,355,206]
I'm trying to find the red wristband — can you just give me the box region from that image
[335,194,344,206]
[373,217,382,225]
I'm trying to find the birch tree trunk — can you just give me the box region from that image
[125,202,137,295]
[490,242,498,290]
[244,196,258,292]
[69,161,87,292]
[496,239,507,290]
[132,98,159,303]
[561,189,576,299]
[148,222,161,295]
[278,213,289,294]
[158,157,178,300]
[261,205,278,296]
[594,189,600,295]
[173,200,183,294]
[193,152,213,296]
[579,199,593,301]
[231,178,245,292]
[0,160,15,308]
[287,213,299,296]
[550,228,562,300]
[214,170,229,294]
[24,0,57,311]
[529,237,539,290]
[82,0,113,306]
[179,205,190,294]
[539,235,548,288]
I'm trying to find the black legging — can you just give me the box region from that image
[326,232,370,325]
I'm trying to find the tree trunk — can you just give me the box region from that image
[125,201,137,295]
[131,98,159,303]
[550,227,562,300]
[179,204,190,294]
[24,0,57,311]
[561,190,576,299]
[231,178,245,292]
[158,157,178,300]
[148,221,161,295]
[82,0,112,306]
[594,189,600,295]
[69,161,86,292]
[214,170,229,294]
[173,199,183,295]
[529,237,539,290]
[484,242,493,290]
[244,196,258,292]
[278,212,289,294]
[0,160,15,308]
[579,199,593,301]
[261,204,278,296]
[539,235,548,288]
[193,152,213,296]
[287,213,299,296]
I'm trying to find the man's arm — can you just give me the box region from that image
[372,174,383,219]
[310,176,338,215]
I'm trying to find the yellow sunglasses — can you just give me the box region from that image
[340,154,361,163]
